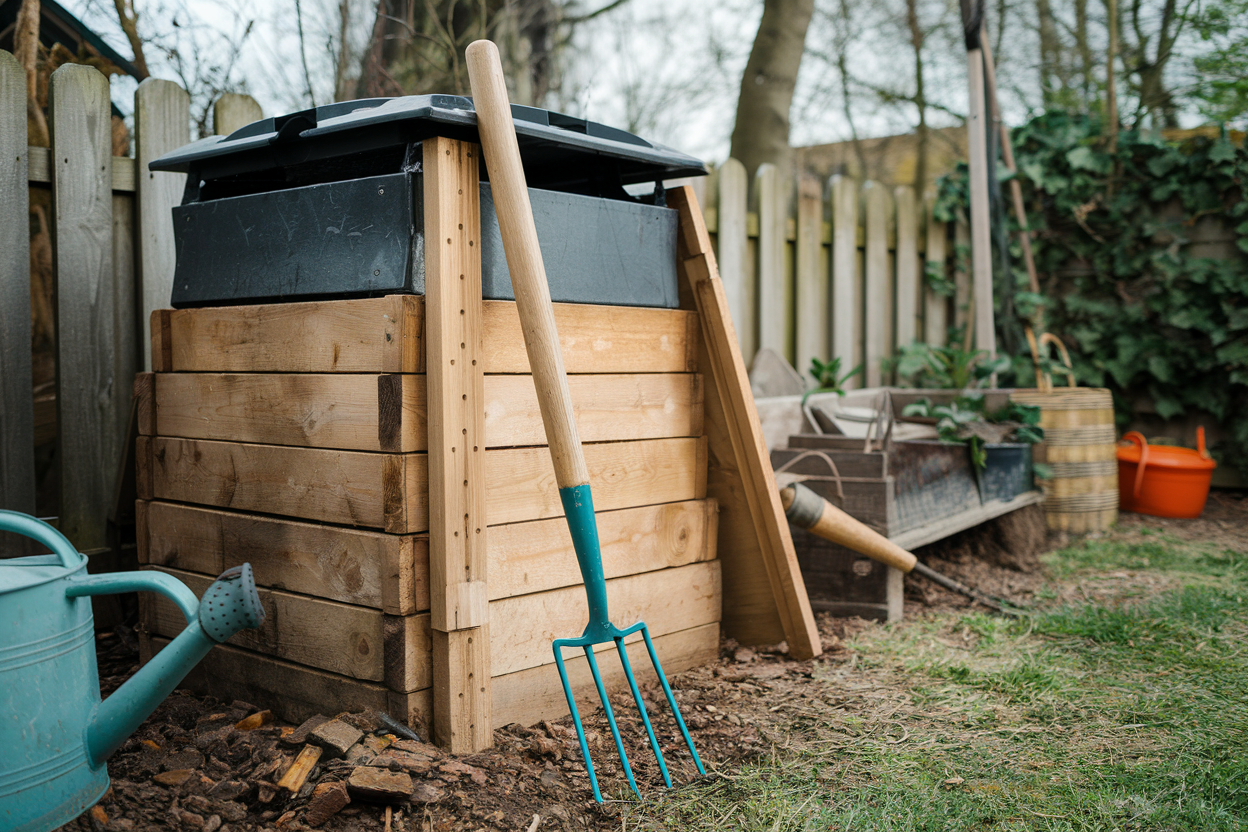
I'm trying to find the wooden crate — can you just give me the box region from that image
[136,155,821,753]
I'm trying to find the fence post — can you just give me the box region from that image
[213,93,263,135]
[894,186,919,356]
[717,158,751,359]
[862,182,892,388]
[49,64,117,551]
[136,79,190,370]
[0,50,34,516]
[755,163,787,362]
[794,175,825,381]
[924,193,948,346]
[829,174,859,387]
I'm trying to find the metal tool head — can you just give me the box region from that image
[552,619,705,802]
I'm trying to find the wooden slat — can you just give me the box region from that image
[138,500,425,615]
[954,218,971,331]
[794,176,826,380]
[484,437,706,527]
[488,499,717,600]
[135,79,190,370]
[432,627,490,751]
[863,182,892,388]
[668,186,821,660]
[755,163,787,359]
[26,146,135,192]
[147,636,432,732]
[829,175,859,389]
[113,192,139,454]
[716,158,751,360]
[481,302,699,374]
[894,186,919,352]
[489,560,721,677]
[152,373,427,452]
[491,622,719,729]
[212,93,263,135]
[924,193,949,347]
[484,373,703,447]
[49,63,118,550]
[0,52,34,515]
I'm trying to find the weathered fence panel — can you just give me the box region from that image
[717,159,751,358]
[863,183,892,387]
[755,163,787,358]
[925,195,948,347]
[894,186,919,352]
[213,93,263,135]
[794,176,826,375]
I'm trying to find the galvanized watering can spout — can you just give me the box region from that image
[82,564,265,767]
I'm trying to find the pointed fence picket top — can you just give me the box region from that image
[213,92,263,136]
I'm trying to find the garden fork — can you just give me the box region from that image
[466,39,705,802]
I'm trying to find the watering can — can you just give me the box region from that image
[0,510,265,832]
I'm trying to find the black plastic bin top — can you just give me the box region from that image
[151,95,706,202]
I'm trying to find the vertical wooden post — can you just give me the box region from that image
[50,64,116,551]
[755,163,787,362]
[424,137,491,753]
[954,218,971,333]
[893,186,919,353]
[112,191,138,458]
[716,159,751,360]
[924,193,949,347]
[966,49,996,360]
[0,51,34,516]
[794,175,825,380]
[212,93,263,136]
[135,79,189,370]
[862,182,892,388]
[829,175,858,386]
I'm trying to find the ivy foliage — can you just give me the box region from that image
[935,112,1248,472]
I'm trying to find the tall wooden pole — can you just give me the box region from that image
[966,47,996,362]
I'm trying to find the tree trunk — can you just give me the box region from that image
[1074,0,1094,103]
[1035,0,1062,106]
[729,0,815,180]
[905,0,927,190]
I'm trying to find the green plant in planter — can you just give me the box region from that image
[803,356,863,402]
[902,394,1044,471]
[891,342,1011,390]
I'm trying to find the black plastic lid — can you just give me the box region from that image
[150,94,706,192]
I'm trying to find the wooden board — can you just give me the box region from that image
[668,186,821,660]
[484,437,706,527]
[158,297,697,375]
[146,372,701,451]
[491,623,719,729]
[488,499,717,600]
[146,635,432,732]
[137,500,425,615]
[144,566,430,688]
[489,560,721,677]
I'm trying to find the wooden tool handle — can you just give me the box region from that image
[466,40,589,488]
[780,484,918,573]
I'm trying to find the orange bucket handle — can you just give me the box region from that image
[1122,431,1150,498]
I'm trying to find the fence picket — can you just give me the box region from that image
[795,176,825,379]
[717,158,751,359]
[829,175,859,386]
[0,50,34,516]
[863,182,891,387]
[49,64,117,550]
[136,79,190,370]
[894,186,919,354]
[755,163,788,362]
[213,93,263,135]
[954,218,971,334]
[924,194,948,346]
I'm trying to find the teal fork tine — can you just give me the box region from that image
[468,38,706,802]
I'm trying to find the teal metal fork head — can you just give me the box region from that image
[553,485,706,803]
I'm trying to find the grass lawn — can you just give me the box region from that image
[624,529,1248,830]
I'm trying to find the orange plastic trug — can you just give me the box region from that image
[1116,428,1216,519]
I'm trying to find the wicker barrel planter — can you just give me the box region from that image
[1009,387,1118,533]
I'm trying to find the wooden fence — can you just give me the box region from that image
[0,52,262,553]
[1,51,966,551]
[685,159,969,388]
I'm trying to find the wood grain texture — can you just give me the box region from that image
[966,50,996,360]
[716,159,752,359]
[212,93,262,135]
[138,500,425,614]
[894,186,919,352]
[49,63,118,550]
[112,192,139,456]
[0,51,34,515]
[134,372,154,436]
[483,437,705,526]
[487,499,717,600]
[794,176,827,377]
[150,309,172,372]
[152,373,427,451]
[489,560,721,676]
[924,195,949,347]
[491,623,719,729]
[27,146,135,192]
[135,79,189,370]
[829,175,859,389]
[862,183,892,388]
[755,163,787,359]
[484,374,703,448]
[668,186,821,660]
[432,627,492,752]
[147,635,432,733]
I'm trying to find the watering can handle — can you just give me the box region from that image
[0,509,83,569]
[1122,431,1149,498]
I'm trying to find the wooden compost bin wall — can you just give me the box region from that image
[135,293,721,745]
